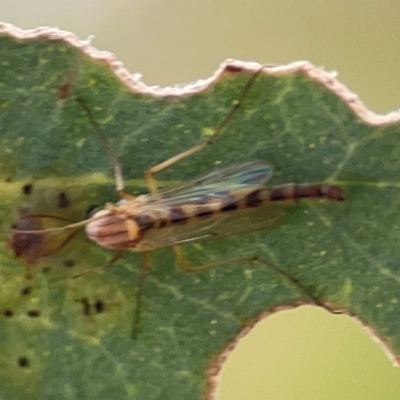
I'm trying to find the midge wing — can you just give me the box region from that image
[141,203,286,248]
[138,160,284,249]
[143,160,273,207]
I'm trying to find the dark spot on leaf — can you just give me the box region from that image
[63,259,74,268]
[58,82,70,99]
[27,310,40,318]
[10,229,42,258]
[19,285,31,296]
[3,309,13,317]
[94,299,105,313]
[9,212,81,264]
[5,176,12,183]
[7,216,44,265]
[57,191,70,208]
[22,183,33,195]
[80,297,91,316]
[42,266,51,274]
[17,356,30,368]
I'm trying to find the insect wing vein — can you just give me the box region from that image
[135,160,283,249]
[144,160,273,208]
[141,204,285,248]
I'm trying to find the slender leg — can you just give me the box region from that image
[254,256,340,314]
[72,250,124,279]
[132,251,152,339]
[76,66,266,195]
[70,249,152,338]
[57,53,82,100]
[173,246,339,315]
[144,66,267,193]
[75,96,129,199]
[173,245,257,272]
[24,265,32,281]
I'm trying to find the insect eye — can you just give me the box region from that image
[85,204,100,219]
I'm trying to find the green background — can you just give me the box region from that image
[2,1,400,399]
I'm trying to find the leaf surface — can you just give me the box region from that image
[0,25,399,400]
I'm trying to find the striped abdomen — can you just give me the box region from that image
[161,183,344,224]
[245,183,344,206]
[85,183,344,250]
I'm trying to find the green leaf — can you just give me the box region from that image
[0,24,399,399]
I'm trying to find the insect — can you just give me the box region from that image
[7,64,344,337]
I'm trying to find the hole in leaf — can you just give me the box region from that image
[218,307,400,400]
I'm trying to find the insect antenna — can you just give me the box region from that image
[6,98,124,238]
[8,216,94,235]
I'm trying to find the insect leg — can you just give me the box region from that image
[72,250,124,279]
[75,96,130,200]
[173,245,255,272]
[57,52,82,99]
[173,246,339,315]
[70,248,152,336]
[132,251,152,339]
[144,65,267,193]
[254,256,341,314]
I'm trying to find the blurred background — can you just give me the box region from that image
[2,1,400,399]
